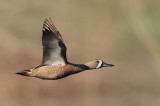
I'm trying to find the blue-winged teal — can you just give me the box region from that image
[16,17,114,80]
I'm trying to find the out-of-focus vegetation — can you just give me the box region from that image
[0,0,160,106]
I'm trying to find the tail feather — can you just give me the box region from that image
[16,70,32,76]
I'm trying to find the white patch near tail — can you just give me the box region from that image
[96,60,103,69]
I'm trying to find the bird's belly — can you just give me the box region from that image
[33,69,74,80]
[34,71,65,80]
[32,65,82,80]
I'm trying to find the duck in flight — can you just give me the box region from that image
[16,17,114,80]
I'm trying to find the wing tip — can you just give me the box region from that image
[43,17,56,32]
[42,17,64,41]
[44,17,52,22]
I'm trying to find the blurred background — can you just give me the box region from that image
[0,0,160,106]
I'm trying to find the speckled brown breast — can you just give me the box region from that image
[31,64,86,80]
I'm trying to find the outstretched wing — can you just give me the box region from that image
[42,17,67,66]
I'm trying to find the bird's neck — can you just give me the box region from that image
[68,63,90,72]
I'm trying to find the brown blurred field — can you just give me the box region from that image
[0,0,160,106]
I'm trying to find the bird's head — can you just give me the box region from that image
[85,59,114,69]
